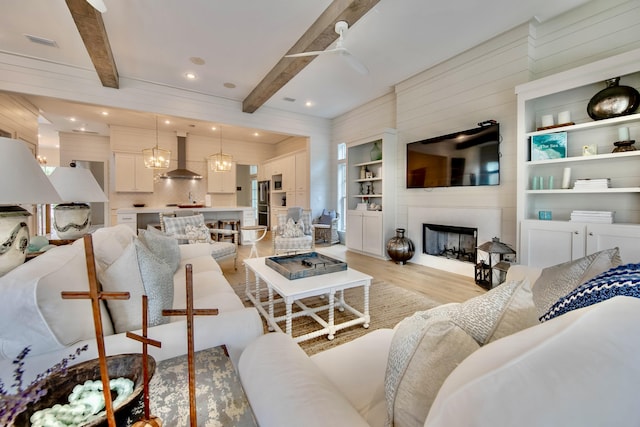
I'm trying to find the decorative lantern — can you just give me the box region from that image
[475,237,516,289]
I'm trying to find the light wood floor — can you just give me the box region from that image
[220,232,486,304]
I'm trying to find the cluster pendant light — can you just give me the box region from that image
[143,116,171,169]
[208,125,233,172]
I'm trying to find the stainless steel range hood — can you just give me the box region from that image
[161,134,202,179]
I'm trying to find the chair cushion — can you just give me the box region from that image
[541,263,640,322]
[532,247,622,319]
[209,242,237,259]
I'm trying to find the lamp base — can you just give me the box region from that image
[0,205,31,276]
[53,203,91,239]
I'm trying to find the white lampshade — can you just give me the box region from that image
[0,137,62,205]
[48,167,108,203]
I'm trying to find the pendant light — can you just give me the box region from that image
[142,116,171,169]
[208,125,233,172]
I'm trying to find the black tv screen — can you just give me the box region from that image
[406,123,500,188]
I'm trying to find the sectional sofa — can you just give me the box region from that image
[238,248,640,427]
[0,224,263,388]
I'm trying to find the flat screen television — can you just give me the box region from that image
[406,123,500,188]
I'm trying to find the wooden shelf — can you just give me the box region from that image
[526,187,640,194]
[526,112,640,137]
[527,149,640,166]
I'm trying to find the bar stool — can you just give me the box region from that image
[217,219,240,243]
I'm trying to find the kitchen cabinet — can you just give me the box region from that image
[116,212,137,232]
[345,130,396,258]
[295,152,308,192]
[207,162,237,193]
[515,49,640,265]
[114,153,153,192]
[346,210,383,257]
[521,220,640,268]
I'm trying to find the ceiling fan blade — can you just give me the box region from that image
[285,50,325,58]
[86,0,107,13]
[340,50,369,75]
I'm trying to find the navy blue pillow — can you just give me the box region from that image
[541,263,640,322]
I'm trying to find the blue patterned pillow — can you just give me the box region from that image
[541,263,640,322]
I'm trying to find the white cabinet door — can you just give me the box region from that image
[346,210,364,252]
[116,213,137,232]
[208,162,236,193]
[362,211,383,256]
[115,153,153,192]
[520,220,583,268]
[586,223,640,264]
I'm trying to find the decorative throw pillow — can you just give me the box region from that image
[138,226,181,272]
[99,239,174,333]
[134,239,174,328]
[532,247,622,320]
[283,218,304,238]
[541,263,640,321]
[319,209,336,225]
[184,223,212,244]
[98,242,146,333]
[385,314,480,427]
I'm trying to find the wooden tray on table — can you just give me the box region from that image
[265,252,347,280]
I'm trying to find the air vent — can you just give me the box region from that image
[24,34,58,48]
[72,129,99,134]
[283,97,296,103]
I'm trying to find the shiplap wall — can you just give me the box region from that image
[331,0,640,269]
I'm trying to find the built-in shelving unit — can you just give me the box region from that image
[515,48,640,268]
[345,130,397,258]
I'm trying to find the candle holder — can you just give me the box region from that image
[612,140,636,153]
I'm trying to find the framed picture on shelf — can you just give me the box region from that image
[531,132,567,161]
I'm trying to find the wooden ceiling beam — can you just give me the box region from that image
[242,0,380,114]
[65,0,119,88]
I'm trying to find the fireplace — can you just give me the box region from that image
[423,223,478,263]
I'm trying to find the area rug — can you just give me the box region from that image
[231,279,442,355]
[149,346,257,426]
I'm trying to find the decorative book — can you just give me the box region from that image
[531,132,567,161]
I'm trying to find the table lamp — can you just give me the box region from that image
[48,166,108,239]
[0,137,62,276]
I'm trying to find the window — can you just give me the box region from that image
[337,143,347,231]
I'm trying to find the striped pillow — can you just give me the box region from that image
[541,263,640,321]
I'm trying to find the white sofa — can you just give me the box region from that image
[0,224,263,389]
[238,249,640,427]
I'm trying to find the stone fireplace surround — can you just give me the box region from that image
[406,207,502,277]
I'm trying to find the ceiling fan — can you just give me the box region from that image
[286,21,369,75]
[86,0,107,13]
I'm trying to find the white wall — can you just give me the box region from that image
[331,0,640,271]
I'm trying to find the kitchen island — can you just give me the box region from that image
[116,206,256,245]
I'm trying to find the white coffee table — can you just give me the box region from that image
[244,256,372,342]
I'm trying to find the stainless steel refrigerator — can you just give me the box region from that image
[258,180,270,228]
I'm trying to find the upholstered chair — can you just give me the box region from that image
[272,208,314,255]
[160,213,238,269]
[313,209,340,244]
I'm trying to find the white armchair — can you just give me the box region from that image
[159,213,238,269]
[272,207,314,255]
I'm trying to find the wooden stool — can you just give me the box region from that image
[217,219,240,243]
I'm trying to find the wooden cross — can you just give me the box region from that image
[61,234,130,427]
[126,295,162,426]
[162,264,219,427]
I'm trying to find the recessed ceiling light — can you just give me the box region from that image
[253,132,260,137]
[184,72,197,80]
[69,117,76,122]
[223,82,236,89]
[101,111,109,116]
[211,126,217,131]
[164,120,171,124]
[190,57,206,65]
[305,101,313,107]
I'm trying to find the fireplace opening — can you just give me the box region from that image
[423,223,477,263]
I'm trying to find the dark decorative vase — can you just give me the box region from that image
[587,77,640,120]
[370,141,382,161]
[386,228,415,265]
